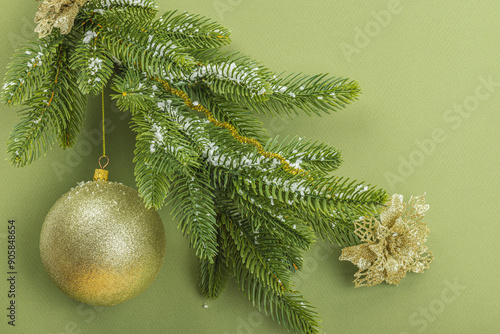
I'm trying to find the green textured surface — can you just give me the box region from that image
[1,0,499,333]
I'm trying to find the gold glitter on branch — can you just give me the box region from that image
[35,0,88,38]
[340,193,433,287]
[156,79,306,176]
[129,58,307,176]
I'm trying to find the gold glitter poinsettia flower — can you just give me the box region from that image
[35,0,88,38]
[340,194,433,287]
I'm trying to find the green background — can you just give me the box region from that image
[1,0,499,333]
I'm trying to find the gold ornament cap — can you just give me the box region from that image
[94,156,109,181]
[93,169,108,181]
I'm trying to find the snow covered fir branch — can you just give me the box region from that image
[2,1,388,333]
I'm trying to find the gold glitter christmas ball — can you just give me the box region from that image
[40,180,166,306]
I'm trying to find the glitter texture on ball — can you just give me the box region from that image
[40,180,166,306]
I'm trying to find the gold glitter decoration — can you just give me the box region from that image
[93,168,108,181]
[145,74,307,176]
[40,180,166,306]
[339,193,433,287]
[34,0,88,38]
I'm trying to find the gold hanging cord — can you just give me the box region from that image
[94,84,109,181]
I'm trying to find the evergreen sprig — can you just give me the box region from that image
[2,34,64,106]
[219,212,319,334]
[6,33,86,166]
[2,1,389,333]
[152,11,232,49]
[168,171,219,261]
[71,28,114,95]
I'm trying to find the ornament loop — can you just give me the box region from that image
[99,155,109,169]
